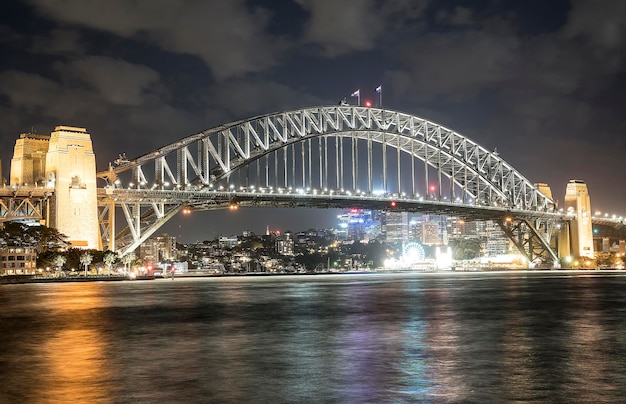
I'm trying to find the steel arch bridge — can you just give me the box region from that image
[96,106,563,265]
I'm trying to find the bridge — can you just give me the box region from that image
[3,106,625,267]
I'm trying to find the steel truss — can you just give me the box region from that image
[96,106,558,258]
[498,216,560,268]
[0,189,50,224]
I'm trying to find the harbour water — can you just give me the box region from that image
[2,271,626,403]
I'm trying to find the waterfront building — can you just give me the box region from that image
[0,246,38,275]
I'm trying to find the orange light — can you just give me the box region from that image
[365,100,372,107]
[390,201,397,207]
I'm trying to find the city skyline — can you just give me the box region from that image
[1,1,625,241]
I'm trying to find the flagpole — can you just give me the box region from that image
[351,89,360,106]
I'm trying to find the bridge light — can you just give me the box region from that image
[364,100,372,107]
[390,201,397,207]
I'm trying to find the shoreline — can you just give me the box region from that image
[2,268,625,285]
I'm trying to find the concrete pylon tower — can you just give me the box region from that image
[9,133,51,186]
[564,180,594,260]
[45,126,99,249]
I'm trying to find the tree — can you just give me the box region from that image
[80,252,93,277]
[452,238,482,260]
[52,254,66,276]
[103,251,117,276]
[0,222,68,252]
[121,253,135,274]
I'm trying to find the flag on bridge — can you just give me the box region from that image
[375,85,382,107]
[351,89,360,106]
[375,85,382,93]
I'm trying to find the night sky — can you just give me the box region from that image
[1,1,625,242]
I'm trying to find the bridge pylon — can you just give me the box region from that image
[45,126,100,249]
[562,180,594,266]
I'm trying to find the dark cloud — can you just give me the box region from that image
[296,0,429,56]
[29,28,84,56]
[57,57,162,106]
[27,0,288,79]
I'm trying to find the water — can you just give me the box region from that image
[2,271,626,403]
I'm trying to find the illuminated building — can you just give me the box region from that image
[276,231,294,256]
[139,233,177,262]
[336,209,380,242]
[381,211,408,244]
[0,246,38,275]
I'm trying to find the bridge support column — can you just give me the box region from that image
[45,126,100,249]
[498,216,559,268]
[557,222,571,263]
[564,180,594,265]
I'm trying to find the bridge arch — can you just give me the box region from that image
[97,106,556,256]
[101,106,554,211]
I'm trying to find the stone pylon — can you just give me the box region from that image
[45,126,100,249]
[563,180,594,260]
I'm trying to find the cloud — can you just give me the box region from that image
[391,29,520,99]
[205,79,326,118]
[562,0,626,51]
[56,57,162,106]
[27,0,287,80]
[436,6,474,27]
[296,0,429,56]
[29,28,85,56]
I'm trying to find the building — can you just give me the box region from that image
[0,246,38,275]
[139,233,177,263]
[381,211,408,244]
[276,231,294,256]
[417,221,441,245]
[336,209,380,242]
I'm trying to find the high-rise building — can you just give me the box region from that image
[277,231,294,255]
[140,233,177,263]
[381,211,408,244]
[336,209,380,241]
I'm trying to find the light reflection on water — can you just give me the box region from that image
[2,272,626,403]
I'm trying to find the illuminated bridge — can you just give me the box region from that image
[3,106,625,266]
